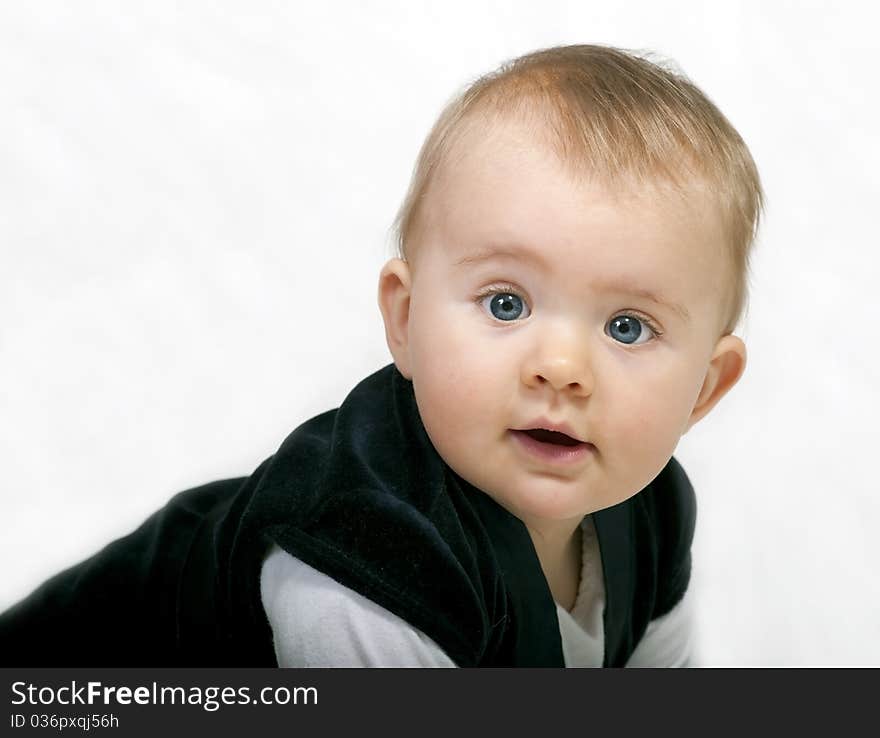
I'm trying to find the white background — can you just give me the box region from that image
[2,1,878,666]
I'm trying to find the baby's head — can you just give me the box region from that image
[378,44,764,539]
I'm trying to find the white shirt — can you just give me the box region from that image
[261,515,696,667]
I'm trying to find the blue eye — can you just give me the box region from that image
[481,291,530,322]
[607,315,656,345]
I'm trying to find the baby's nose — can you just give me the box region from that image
[525,356,593,397]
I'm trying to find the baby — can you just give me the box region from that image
[0,44,763,667]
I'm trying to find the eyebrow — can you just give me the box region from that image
[453,247,692,323]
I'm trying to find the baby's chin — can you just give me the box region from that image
[474,475,600,525]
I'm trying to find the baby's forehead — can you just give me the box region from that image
[436,112,711,214]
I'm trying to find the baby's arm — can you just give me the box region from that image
[260,544,457,667]
[623,587,697,667]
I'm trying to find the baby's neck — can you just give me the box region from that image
[527,522,583,613]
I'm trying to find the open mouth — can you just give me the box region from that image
[510,428,594,464]
[519,428,582,447]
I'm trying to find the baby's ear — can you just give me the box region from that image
[684,335,747,433]
[377,258,414,379]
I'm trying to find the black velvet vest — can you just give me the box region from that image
[0,363,695,667]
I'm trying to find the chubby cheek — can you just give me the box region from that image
[606,368,699,489]
[408,301,501,451]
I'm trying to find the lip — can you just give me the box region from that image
[509,429,595,465]
[513,417,586,444]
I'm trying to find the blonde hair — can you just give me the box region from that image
[390,44,764,335]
